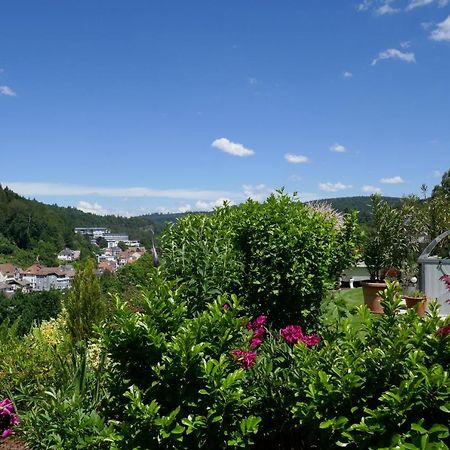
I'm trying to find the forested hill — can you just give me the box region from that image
[319,196,401,222]
[0,185,174,266]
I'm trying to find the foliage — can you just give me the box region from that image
[102,271,261,449]
[287,281,450,448]
[363,195,409,281]
[0,317,72,402]
[65,259,104,342]
[0,289,63,335]
[161,203,242,313]
[19,344,121,449]
[162,192,360,328]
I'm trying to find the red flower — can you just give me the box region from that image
[280,325,303,344]
[247,315,267,330]
[231,349,257,369]
[250,337,263,349]
[280,325,321,347]
[300,334,321,347]
[437,325,450,336]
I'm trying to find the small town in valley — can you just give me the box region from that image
[0,227,145,297]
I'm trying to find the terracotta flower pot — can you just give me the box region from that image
[404,296,427,316]
[361,281,387,314]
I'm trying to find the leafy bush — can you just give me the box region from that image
[287,281,450,448]
[162,192,360,328]
[102,270,261,449]
[19,345,121,449]
[0,289,63,335]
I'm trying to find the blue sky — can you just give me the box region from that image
[1,0,449,216]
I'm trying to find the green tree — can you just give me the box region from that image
[117,241,128,251]
[96,236,108,248]
[432,169,450,197]
[65,259,104,342]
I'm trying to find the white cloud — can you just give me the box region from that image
[376,3,400,14]
[4,181,238,201]
[357,0,374,11]
[406,0,448,10]
[430,15,450,41]
[289,175,302,182]
[195,198,235,210]
[77,201,111,216]
[433,170,443,178]
[248,77,259,85]
[330,143,347,153]
[319,182,352,192]
[177,204,192,213]
[284,153,309,164]
[379,176,405,184]
[212,138,255,157]
[362,185,382,193]
[372,48,416,65]
[343,71,353,78]
[243,184,274,202]
[400,41,411,48]
[0,86,16,96]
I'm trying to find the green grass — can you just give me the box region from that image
[336,287,363,310]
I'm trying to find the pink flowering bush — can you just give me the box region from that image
[280,325,321,347]
[0,398,20,439]
[231,349,257,369]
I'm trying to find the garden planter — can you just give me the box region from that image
[404,296,427,316]
[361,281,387,314]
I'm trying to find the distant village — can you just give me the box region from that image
[0,227,146,297]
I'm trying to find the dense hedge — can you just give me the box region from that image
[161,192,359,328]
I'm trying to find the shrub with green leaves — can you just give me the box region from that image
[286,281,450,448]
[162,192,360,328]
[102,270,261,449]
[19,345,121,450]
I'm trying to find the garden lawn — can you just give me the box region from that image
[335,287,363,310]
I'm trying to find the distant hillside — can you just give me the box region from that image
[316,196,401,222]
[0,185,168,266]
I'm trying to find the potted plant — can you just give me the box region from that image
[403,290,427,316]
[361,196,408,313]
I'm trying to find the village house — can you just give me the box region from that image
[57,248,81,262]
[21,264,75,291]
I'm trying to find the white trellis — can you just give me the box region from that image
[418,230,450,316]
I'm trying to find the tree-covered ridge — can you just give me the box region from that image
[0,185,164,266]
[318,196,401,222]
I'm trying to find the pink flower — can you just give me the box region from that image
[250,337,263,349]
[241,351,257,369]
[253,327,266,339]
[280,325,304,344]
[0,399,13,414]
[300,334,321,347]
[1,429,12,439]
[280,325,321,347]
[0,398,20,439]
[231,349,257,369]
[253,315,267,328]
[440,275,450,290]
[223,303,230,310]
[247,315,267,330]
[437,325,450,336]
